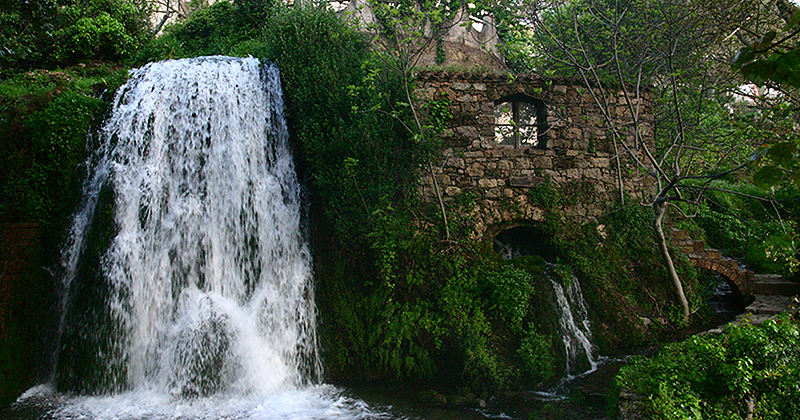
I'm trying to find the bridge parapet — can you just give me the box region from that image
[670,229,755,298]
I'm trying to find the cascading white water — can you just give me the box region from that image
[23,56,388,420]
[549,274,597,378]
[65,55,318,395]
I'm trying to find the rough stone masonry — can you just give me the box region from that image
[414,71,655,238]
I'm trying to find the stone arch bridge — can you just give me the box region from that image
[670,229,755,298]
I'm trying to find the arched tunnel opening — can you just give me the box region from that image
[492,225,559,262]
[704,271,747,325]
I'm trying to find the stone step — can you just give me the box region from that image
[702,248,722,260]
[746,294,797,315]
[752,274,800,296]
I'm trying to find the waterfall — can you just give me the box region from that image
[549,271,597,378]
[56,56,320,399]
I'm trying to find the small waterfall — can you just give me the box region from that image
[56,56,320,398]
[549,272,597,378]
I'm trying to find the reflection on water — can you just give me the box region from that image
[707,276,746,326]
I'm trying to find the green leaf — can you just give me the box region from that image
[773,49,800,88]
[753,166,784,189]
[766,142,797,167]
[792,170,800,189]
[786,10,800,31]
[731,47,755,70]
[750,147,768,163]
[752,31,777,51]
[740,60,776,86]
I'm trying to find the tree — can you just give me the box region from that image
[509,0,781,321]
[731,1,800,190]
[357,0,472,239]
[0,0,151,73]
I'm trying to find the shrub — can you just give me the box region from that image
[55,12,136,61]
[615,313,800,419]
[0,65,125,222]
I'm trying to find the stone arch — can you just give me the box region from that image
[491,223,558,261]
[689,257,755,299]
[670,229,755,298]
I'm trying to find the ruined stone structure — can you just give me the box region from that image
[336,0,506,71]
[414,71,655,238]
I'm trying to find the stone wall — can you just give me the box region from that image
[338,0,507,71]
[414,71,655,237]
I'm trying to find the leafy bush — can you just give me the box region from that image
[0,65,126,222]
[518,327,555,383]
[615,313,800,419]
[697,180,799,277]
[55,12,136,61]
[156,0,277,59]
[1,0,149,72]
[485,265,534,334]
[15,91,105,221]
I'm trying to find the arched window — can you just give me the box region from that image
[494,95,547,148]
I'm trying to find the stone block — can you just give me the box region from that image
[444,186,462,196]
[477,178,498,188]
[704,249,722,260]
[466,163,485,177]
[566,127,582,139]
[509,175,545,187]
[531,156,553,169]
[485,188,502,199]
[455,126,480,139]
[497,159,513,171]
[584,168,601,179]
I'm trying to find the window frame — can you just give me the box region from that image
[493,94,548,149]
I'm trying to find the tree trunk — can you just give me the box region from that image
[653,200,690,322]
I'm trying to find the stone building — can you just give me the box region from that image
[336,0,507,71]
[414,71,655,238]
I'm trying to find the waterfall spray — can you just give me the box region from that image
[56,56,320,397]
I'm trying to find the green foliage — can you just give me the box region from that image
[746,103,800,191]
[262,5,415,244]
[151,0,279,60]
[732,10,800,89]
[1,64,125,222]
[1,0,150,72]
[545,202,702,351]
[424,96,453,135]
[485,265,534,333]
[616,314,800,419]
[0,0,60,72]
[696,180,799,276]
[16,91,105,220]
[528,178,562,209]
[56,12,133,61]
[163,1,238,56]
[518,327,555,383]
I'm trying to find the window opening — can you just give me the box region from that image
[494,95,547,148]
